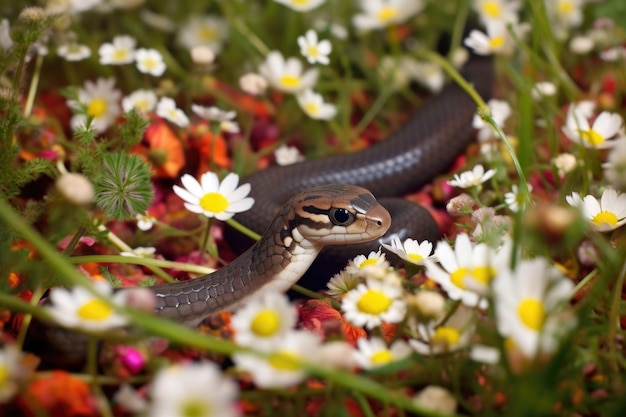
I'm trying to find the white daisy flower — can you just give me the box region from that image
[232,330,321,388]
[191,104,240,133]
[531,81,557,100]
[424,234,511,308]
[149,362,239,417]
[447,164,496,189]
[120,246,157,258]
[353,337,412,369]
[68,78,122,133]
[274,145,305,166]
[472,0,521,24]
[230,291,297,350]
[122,90,158,115]
[472,99,512,141]
[135,212,155,231]
[409,308,475,355]
[296,90,337,120]
[547,0,584,30]
[297,30,332,65]
[156,97,190,128]
[344,249,390,276]
[504,183,533,212]
[493,258,575,358]
[352,0,425,31]
[177,15,228,54]
[562,104,624,149]
[57,43,91,61]
[259,51,319,94]
[464,19,515,56]
[47,280,128,331]
[173,171,254,221]
[382,236,434,266]
[567,188,626,232]
[326,269,361,297]
[239,73,268,96]
[135,48,166,77]
[273,0,326,12]
[341,277,406,329]
[98,35,136,65]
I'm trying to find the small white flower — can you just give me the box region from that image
[410,291,447,320]
[239,73,268,96]
[296,90,337,120]
[122,90,158,115]
[297,30,332,65]
[562,104,624,149]
[424,234,511,308]
[259,51,319,94]
[326,269,361,297]
[600,46,626,62]
[345,249,389,276]
[409,307,475,355]
[552,153,578,177]
[149,362,239,417]
[382,236,434,265]
[464,20,517,56]
[135,212,155,231]
[57,43,91,61]
[233,330,321,388]
[567,188,626,232]
[230,292,297,350]
[120,246,157,258]
[190,45,215,65]
[273,0,326,12]
[493,258,575,358]
[547,0,584,30]
[274,145,305,166]
[177,15,228,54]
[0,19,13,52]
[504,183,533,212]
[68,78,122,133]
[532,81,557,100]
[173,172,254,221]
[353,337,412,369]
[98,35,136,65]
[191,105,240,132]
[135,48,166,76]
[0,345,23,403]
[156,97,189,128]
[341,277,406,329]
[412,386,458,415]
[469,344,501,364]
[352,0,424,31]
[472,0,521,24]
[47,280,128,331]
[569,34,594,54]
[472,99,511,141]
[402,58,445,93]
[447,164,496,189]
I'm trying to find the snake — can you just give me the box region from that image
[23,54,493,368]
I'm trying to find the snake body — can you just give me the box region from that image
[25,55,493,367]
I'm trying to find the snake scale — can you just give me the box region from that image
[24,54,494,368]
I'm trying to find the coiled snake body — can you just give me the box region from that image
[25,55,493,367]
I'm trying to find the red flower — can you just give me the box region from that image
[298,299,366,346]
[132,119,185,178]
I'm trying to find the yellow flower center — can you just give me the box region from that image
[579,129,605,146]
[142,57,157,70]
[407,253,424,262]
[450,266,495,289]
[0,365,9,387]
[77,299,113,321]
[557,0,574,14]
[250,309,281,337]
[198,27,216,41]
[377,6,398,23]
[279,75,301,89]
[136,99,151,112]
[481,1,502,17]
[87,98,107,118]
[357,289,392,315]
[292,0,309,5]
[517,298,545,331]
[306,45,319,58]
[199,192,228,214]
[268,351,301,371]
[112,49,129,62]
[358,258,379,268]
[370,349,393,365]
[180,398,210,417]
[432,326,461,347]
[304,102,320,116]
[489,35,505,49]
[592,210,618,227]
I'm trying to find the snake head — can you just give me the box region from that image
[286,184,391,247]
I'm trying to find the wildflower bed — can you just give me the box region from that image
[1,0,626,416]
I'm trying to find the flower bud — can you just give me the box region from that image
[413,386,457,414]
[56,172,94,205]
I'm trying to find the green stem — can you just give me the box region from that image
[200,217,213,257]
[23,52,44,118]
[87,336,114,417]
[62,227,86,256]
[68,255,215,275]
[607,259,626,383]
[354,88,393,136]
[226,218,261,241]
[14,284,45,350]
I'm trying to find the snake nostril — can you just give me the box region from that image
[377,220,382,226]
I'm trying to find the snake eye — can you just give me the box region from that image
[329,208,355,226]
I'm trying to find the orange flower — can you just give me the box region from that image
[186,122,231,176]
[19,371,98,417]
[298,299,366,346]
[132,120,185,178]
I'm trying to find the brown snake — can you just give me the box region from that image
[24,54,493,367]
